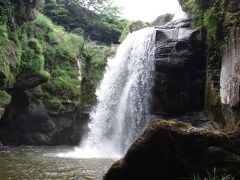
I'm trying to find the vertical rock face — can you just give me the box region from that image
[220,27,240,131]
[178,0,240,131]
[0,90,89,145]
[152,19,206,116]
[220,28,240,107]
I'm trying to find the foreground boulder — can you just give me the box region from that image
[104,120,240,180]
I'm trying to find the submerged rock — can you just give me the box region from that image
[104,120,240,180]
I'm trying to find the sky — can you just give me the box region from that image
[113,0,185,22]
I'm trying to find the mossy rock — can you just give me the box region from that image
[0,90,11,106]
[14,68,50,90]
[104,120,240,180]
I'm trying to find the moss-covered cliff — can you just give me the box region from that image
[0,0,113,145]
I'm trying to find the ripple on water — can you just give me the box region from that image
[0,146,115,180]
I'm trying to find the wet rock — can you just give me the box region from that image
[104,120,240,180]
[152,19,206,116]
[0,90,90,145]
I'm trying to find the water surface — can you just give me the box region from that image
[0,146,115,180]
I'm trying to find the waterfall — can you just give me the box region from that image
[58,27,156,159]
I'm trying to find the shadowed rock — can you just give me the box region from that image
[152,19,206,116]
[104,120,240,180]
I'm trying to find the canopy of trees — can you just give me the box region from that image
[43,0,128,44]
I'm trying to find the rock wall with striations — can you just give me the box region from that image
[220,27,240,131]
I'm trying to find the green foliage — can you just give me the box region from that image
[182,0,204,26]
[80,44,115,103]
[0,60,15,89]
[28,39,43,54]
[21,39,45,72]
[204,7,219,40]
[43,0,128,44]
[29,13,111,109]
[0,91,11,106]
[98,14,128,33]
[119,21,148,42]
[0,22,9,46]
[28,13,84,110]
[43,0,71,28]
[71,0,121,16]
[49,96,65,110]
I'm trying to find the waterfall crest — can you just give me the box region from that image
[58,27,156,158]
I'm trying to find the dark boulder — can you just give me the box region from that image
[104,120,240,180]
[152,19,206,116]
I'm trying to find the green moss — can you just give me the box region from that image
[0,22,9,46]
[182,0,204,27]
[80,44,115,104]
[204,7,220,40]
[49,96,65,110]
[0,60,15,89]
[0,91,11,106]
[28,39,43,54]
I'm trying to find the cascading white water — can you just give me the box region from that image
[58,27,156,159]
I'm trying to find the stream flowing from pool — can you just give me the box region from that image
[58,27,156,159]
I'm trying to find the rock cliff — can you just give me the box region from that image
[179,0,240,131]
[152,19,206,116]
